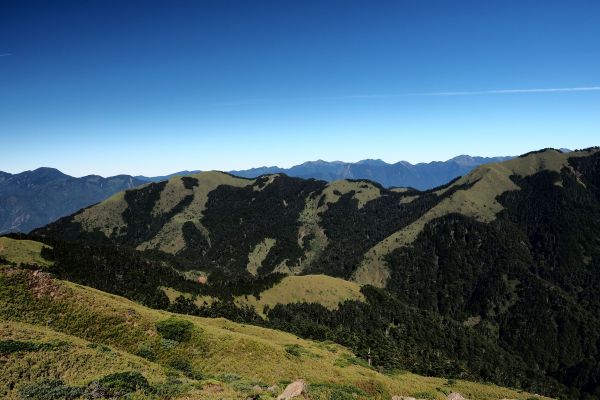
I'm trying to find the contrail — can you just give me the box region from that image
[0,53,12,57]
[213,86,600,106]
[411,86,600,96]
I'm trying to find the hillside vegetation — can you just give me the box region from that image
[26,147,600,399]
[40,150,587,286]
[354,148,596,287]
[236,274,365,315]
[0,253,545,400]
[0,236,53,267]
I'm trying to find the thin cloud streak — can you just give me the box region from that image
[0,53,13,57]
[211,86,600,106]
[411,86,600,96]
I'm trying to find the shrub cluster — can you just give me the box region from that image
[155,317,194,342]
[19,372,150,400]
[0,339,68,355]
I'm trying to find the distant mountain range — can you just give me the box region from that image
[1,154,512,233]
[0,168,145,234]
[135,155,513,189]
[134,170,201,182]
[229,155,513,189]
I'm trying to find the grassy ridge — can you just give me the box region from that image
[0,236,53,268]
[355,148,600,287]
[236,274,365,315]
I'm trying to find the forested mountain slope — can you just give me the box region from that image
[29,147,600,399]
[36,148,596,286]
[0,238,542,400]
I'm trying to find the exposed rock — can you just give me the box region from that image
[267,385,279,393]
[447,393,468,400]
[392,396,417,400]
[28,270,65,299]
[277,379,307,400]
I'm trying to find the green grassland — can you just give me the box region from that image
[0,238,550,400]
[0,236,53,268]
[321,180,382,209]
[161,274,364,316]
[236,274,365,315]
[247,238,277,276]
[73,190,130,237]
[1,321,171,396]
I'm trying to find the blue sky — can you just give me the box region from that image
[1,0,599,177]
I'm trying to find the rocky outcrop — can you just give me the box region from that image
[447,393,468,400]
[277,379,307,400]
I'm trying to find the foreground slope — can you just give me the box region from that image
[0,257,544,399]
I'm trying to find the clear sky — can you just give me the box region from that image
[1,0,599,177]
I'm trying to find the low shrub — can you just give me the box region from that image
[87,342,112,353]
[283,343,319,360]
[0,339,39,354]
[0,339,68,355]
[168,358,203,380]
[135,344,157,361]
[88,371,150,398]
[334,353,371,369]
[308,383,366,400]
[218,373,242,383]
[156,317,194,342]
[355,380,389,398]
[411,391,437,400]
[19,373,154,399]
[230,379,267,393]
[154,379,187,398]
[19,379,84,400]
[284,344,303,358]
[161,338,179,349]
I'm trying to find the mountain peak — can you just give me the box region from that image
[449,154,475,162]
[298,160,345,167]
[356,159,388,166]
[15,167,69,183]
[31,167,67,176]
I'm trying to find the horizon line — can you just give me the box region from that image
[9,151,584,179]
